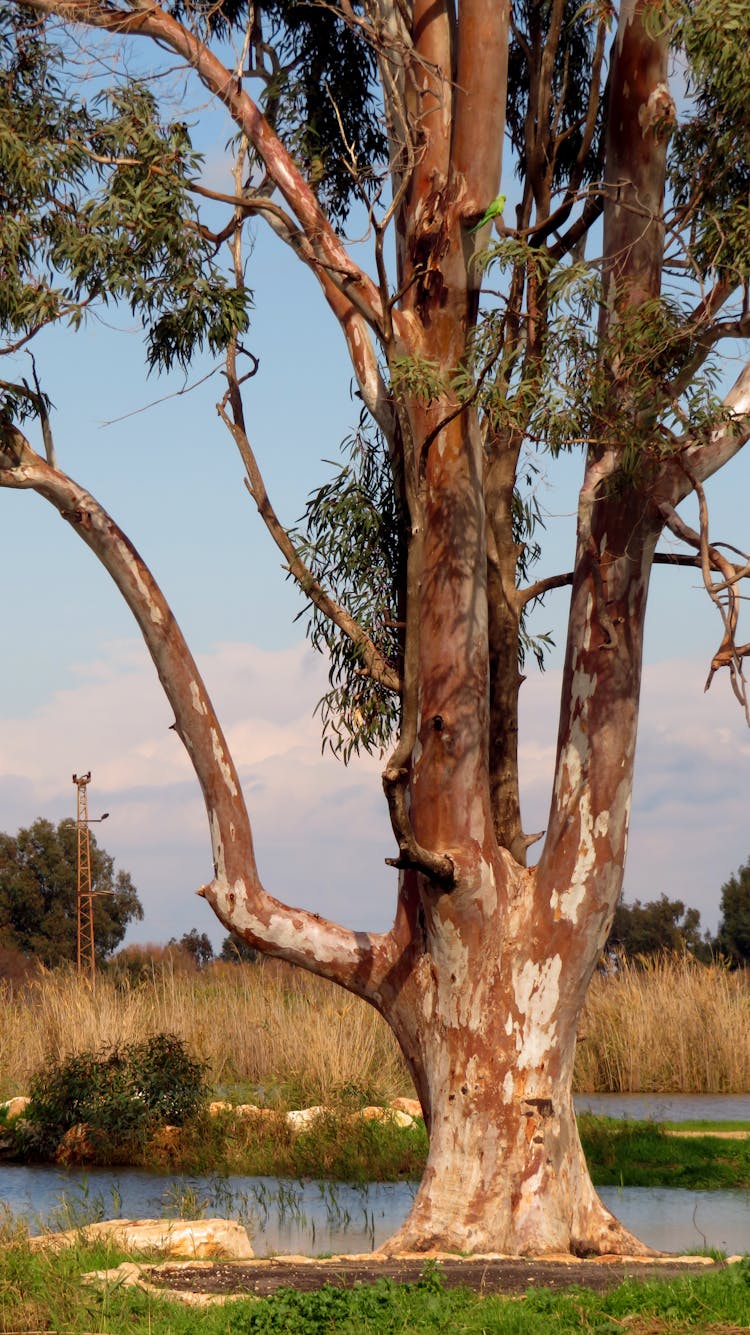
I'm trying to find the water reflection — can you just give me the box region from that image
[0,1165,748,1256]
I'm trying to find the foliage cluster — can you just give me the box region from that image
[292,416,402,758]
[0,817,142,970]
[667,0,750,282]
[605,894,711,963]
[608,859,750,966]
[0,7,248,406]
[10,1032,209,1162]
[716,858,750,966]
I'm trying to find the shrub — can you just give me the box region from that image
[12,1032,209,1161]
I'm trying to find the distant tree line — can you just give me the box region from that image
[167,929,258,967]
[606,857,750,966]
[2,816,749,976]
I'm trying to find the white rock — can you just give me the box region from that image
[390,1097,423,1119]
[285,1106,326,1132]
[356,1106,414,1128]
[29,1218,254,1259]
[1,1096,30,1120]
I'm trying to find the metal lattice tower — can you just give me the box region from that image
[73,772,96,985]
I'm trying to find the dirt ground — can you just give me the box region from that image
[144,1254,730,1300]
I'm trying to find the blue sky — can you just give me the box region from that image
[2,42,750,949]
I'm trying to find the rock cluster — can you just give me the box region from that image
[1,1094,424,1164]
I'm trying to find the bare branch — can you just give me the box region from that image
[0,425,398,995]
[521,548,750,609]
[519,570,574,606]
[660,488,750,724]
[217,388,401,695]
[679,358,750,488]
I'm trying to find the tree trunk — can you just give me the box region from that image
[381,855,648,1256]
[374,441,660,1256]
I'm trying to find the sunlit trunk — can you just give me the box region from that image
[382,856,649,1255]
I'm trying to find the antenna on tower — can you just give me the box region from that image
[73,772,109,987]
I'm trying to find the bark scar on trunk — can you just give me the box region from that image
[522,1097,554,1117]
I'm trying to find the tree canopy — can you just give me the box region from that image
[606,894,711,963]
[0,817,142,969]
[716,858,750,966]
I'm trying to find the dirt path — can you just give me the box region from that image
[142,1253,730,1300]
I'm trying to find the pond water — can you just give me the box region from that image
[1,1094,748,1256]
[1,1166,749,1256]
[575,1093,750,1122]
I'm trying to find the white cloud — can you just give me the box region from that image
[0,638,392,945]
[0,639,747,947]
[518,658,750,931]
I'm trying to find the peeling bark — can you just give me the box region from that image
[380,855,649,1256]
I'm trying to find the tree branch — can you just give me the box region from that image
[520,548,750,609]
[675,359,750,491]
[0,426,397,997]
[452,0,509,221]
[519,569,574,606]
[217,382,401,695]
[15,0,392,340]
[660,491,750,721]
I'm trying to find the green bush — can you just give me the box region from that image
[13,1032,209,1161]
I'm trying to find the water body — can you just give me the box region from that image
[575,1093,750,1122]
[1,1165,749,1256]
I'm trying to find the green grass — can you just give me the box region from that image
[1,1235,749,1334]
[7,1101,750,1191]
[578,1114,750,1190]
[142,1106,431,1181]
[660,1119,750,1132]
[174,1112,750,1191]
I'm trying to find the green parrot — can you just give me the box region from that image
[470,194,506,233]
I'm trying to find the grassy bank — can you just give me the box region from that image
[7,1099,746,1190]
[187,1110,750,1189]
[578,1115,750,1190]
[1,1230,749,1334]
[1,954,749,1103]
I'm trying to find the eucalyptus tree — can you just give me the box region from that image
[1,0,749,1255]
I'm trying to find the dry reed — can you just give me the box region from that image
[1,954,748,1103]
[575,954,750,1093]
[0,959,410,1106]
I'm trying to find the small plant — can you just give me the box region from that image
[12,1032,209,1162]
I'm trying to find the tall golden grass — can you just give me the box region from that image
[0,959,410,1106]
[0,954,748,1102]
[575,953,750,1093]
